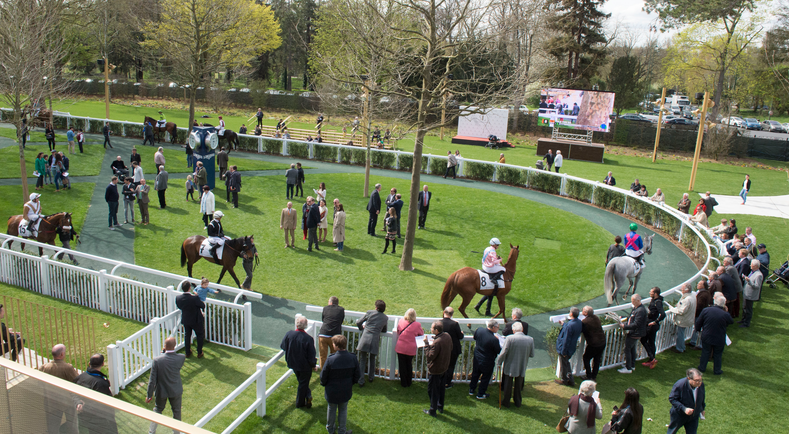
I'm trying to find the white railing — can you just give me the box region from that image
[0,234,257,351]
[106,310,185,395]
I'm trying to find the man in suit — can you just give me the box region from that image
[106,176,120,230]
[216,147,229,179]
[321,334,361,434]
[306,196,321,251]
[695,295,733,375]
[356,299,388,386]
[716,265,738,316]
[417,184,432,229]
[228,165,241,208]
[319,296,345,369]
[468,319,501,399]
[618,293,646,374]
[390,194,404,237]
[702,191,718,217]
[740,259,763,327]
[555,306,582,385]
[146,337,185,433]
[39,344,79,434]
[281,314,318,408]
[444,150,458,179]
[496,322,534,408]
[285,164,298,199]
[502,308,529,336]
[382,187,397,231]
[440,307,464,389]
[603,171,616,186]
[175,281,206,358]
[667,368,705,434]
[423,321,453,417]
[542,149,554,171]
[280,201,297,248]
[296,162,305,197]
[75,354,118,434]
[367,183,381,236]
[155,166,168,209]
[580,306,606,381]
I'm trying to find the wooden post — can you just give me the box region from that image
[652,87,666,163]
[103,57,110,119]
[689,91,710,190]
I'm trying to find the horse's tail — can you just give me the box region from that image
[180,243,187,268]
[604,260,615,295]
[171,123,178,143]
[441,272,456,308]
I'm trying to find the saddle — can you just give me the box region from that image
[156,120,166,128]
[19,219,41,238]
[477,270,505,291]
[199,239,224,260]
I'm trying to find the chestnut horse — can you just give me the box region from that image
[144,116,179,144]
[441,244,520,320]
[6,212,73,256]
[180,235,257,288]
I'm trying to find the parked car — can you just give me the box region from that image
[665,118,696,125]
[743,118,762,130]
[782,122,789,132]
[761,120,785,133]
[618,114,651,122]
[720,116,745,128]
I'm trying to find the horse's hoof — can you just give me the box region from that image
[242,295,248,301]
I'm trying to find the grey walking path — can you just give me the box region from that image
[1,126,699,369]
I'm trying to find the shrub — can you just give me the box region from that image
[545,325,561,369]
[263,139,282,154]
[340,148,367,165]
[594,187,626,212]
[497,167,527,186]
[314,144,338,162]
[124,123,143,138]
[88,119,104,134]
[625,196,656,225]
[464,161,496,181]
[288,142,309,159]
[528,170,561,194]
[397,154,428,172]
[109,121,125,137]
[566,179,594,202]
[430,157,448,175]
[237,135,259,152]
[371,150,396,168]
[52,115,69,130]
[661,213,682,239]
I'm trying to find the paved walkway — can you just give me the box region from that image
[1,126,701,368]
[698,192,789,219]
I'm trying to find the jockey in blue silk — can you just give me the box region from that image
[624,223,644,264]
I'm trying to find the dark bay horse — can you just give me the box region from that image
[180,235,256,288]
[144,116,178,144]
[441,244,520,320]
[6,212,73,256]
[201,123,239,152]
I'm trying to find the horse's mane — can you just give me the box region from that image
[42,212,67,220]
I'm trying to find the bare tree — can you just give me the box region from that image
[0,0,70,201]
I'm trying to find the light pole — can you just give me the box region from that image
[98,58,110,119]
[688,91,714,190]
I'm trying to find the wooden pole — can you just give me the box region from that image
[689,91,710,191]
[651,87,667,163]
[104,56,110,119]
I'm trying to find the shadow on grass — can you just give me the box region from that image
[411,268,446,283]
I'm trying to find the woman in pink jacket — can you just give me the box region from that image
[395,308,424,387]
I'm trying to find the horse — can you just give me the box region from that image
[604,234,654,306]
[6,212,73,256]
[144,116,178,144]
[180,235,256,288]
[440,244,520,321]
[200,123,238,152]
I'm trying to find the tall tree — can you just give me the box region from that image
[644,0,760,118]
[141,0,281,130]
[0,0,70,201]
[607,55,645,114]
[546,0,611,87]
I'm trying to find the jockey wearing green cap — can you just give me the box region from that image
[624,223,644,264]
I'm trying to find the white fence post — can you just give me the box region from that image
[106,343,120,395]
[283,140,289,156]
[308,142,314,159]
[560,174,567,196]
[256,362,266,417]
[98,270,109,312]
[166,285,176,312]
[258,137,263,153]
[244,302,253,351]
[389,328,398,380]
[39,255,51,296]
[151,316,162,354]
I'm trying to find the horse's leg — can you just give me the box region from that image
[493,294,506,321]
[226,266,242,288]
[217,266,227,285]
[457,294,472,319]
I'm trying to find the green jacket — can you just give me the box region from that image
[35,157,47,174]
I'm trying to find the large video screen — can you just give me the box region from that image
[538,88,615,132]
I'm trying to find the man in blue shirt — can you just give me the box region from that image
[66,127,75,155]
[555,307,582,386]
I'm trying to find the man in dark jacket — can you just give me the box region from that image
[543,149,555,171]
[619,294,647,374]
[105,176,119,230]
[389,194,404,237]
[702,191,717,217]
[555,306,582,385]
[367,183,381,235]
[667,368,705,434]
[690,282,713,349]
[296,162,305,197]
[417,185,432,229]
[355,300,388,386]
[228,165,241,208]
[695,295,734,375]
[468,319,501,399]
[216,147,228,179]
[75,354,118,434]
[319,296,345,369]
[307,196,321,251]
[502,307,529,336]
[321,334,360,434]
[423,321,453,417]
[281,314,318,408]
[581,306,606,381]
[176,281,206,358]
[440,307,464,388]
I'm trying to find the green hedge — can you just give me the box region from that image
[53,115,69,130]
[237,135,259,152]
[397,154,428,173]
[288,142,309,159]
[430,157,448,175]
[371,150,396,169]
[124,123,143,138]
[661,212,682,239]
[626,196,657,226]
[314,144,338,162]
[340,148,367,165]
[88,119,104,134]
[497,167,527,185]
[109,121,126,138]
[528,171,561,194]
[593,187,625,212]
[464,161,496,181]
[566,179,594,202]
[262,138,282,154]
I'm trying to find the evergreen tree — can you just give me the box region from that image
[545,0,610,87]
[607,55,644,114]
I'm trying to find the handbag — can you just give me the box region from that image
[601,421,613,434]
[556,410,570,432]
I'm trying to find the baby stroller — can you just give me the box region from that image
[767,257,789,288]
[535,160,544,170]
[486,135,500,149]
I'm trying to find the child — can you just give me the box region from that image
[382,207,398,254]
[186,175,196,201]
[195,276,221,302]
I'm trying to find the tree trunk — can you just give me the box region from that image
[14,107,29,200]
[188,86,196,135]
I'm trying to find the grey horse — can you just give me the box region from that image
[604,234,654,306]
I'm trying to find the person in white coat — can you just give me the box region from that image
[554,150,563,173]
[200,185,215,229]
[668,283,697,353]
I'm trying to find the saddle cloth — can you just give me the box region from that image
[477,270,504,291]
[199,239,225,260]
[157,120,166,128]
[18,219,41,237]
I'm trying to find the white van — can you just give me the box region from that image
[670,94,691,109]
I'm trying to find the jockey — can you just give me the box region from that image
[157,111,166,128]
[218,116,226,136]
[207,210,226,263]
[624,223,644,264]
[482,238,506,286]
[22,193,42,237]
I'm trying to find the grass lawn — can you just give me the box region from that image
[0,143,106,179]
[125,145,290,175]
[133,172,611,317]
[0,183,93,234]
[0,127,68,143]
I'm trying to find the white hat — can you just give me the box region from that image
[29,193,41,201]
[213,210,224,218]
[489,237,501,246]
